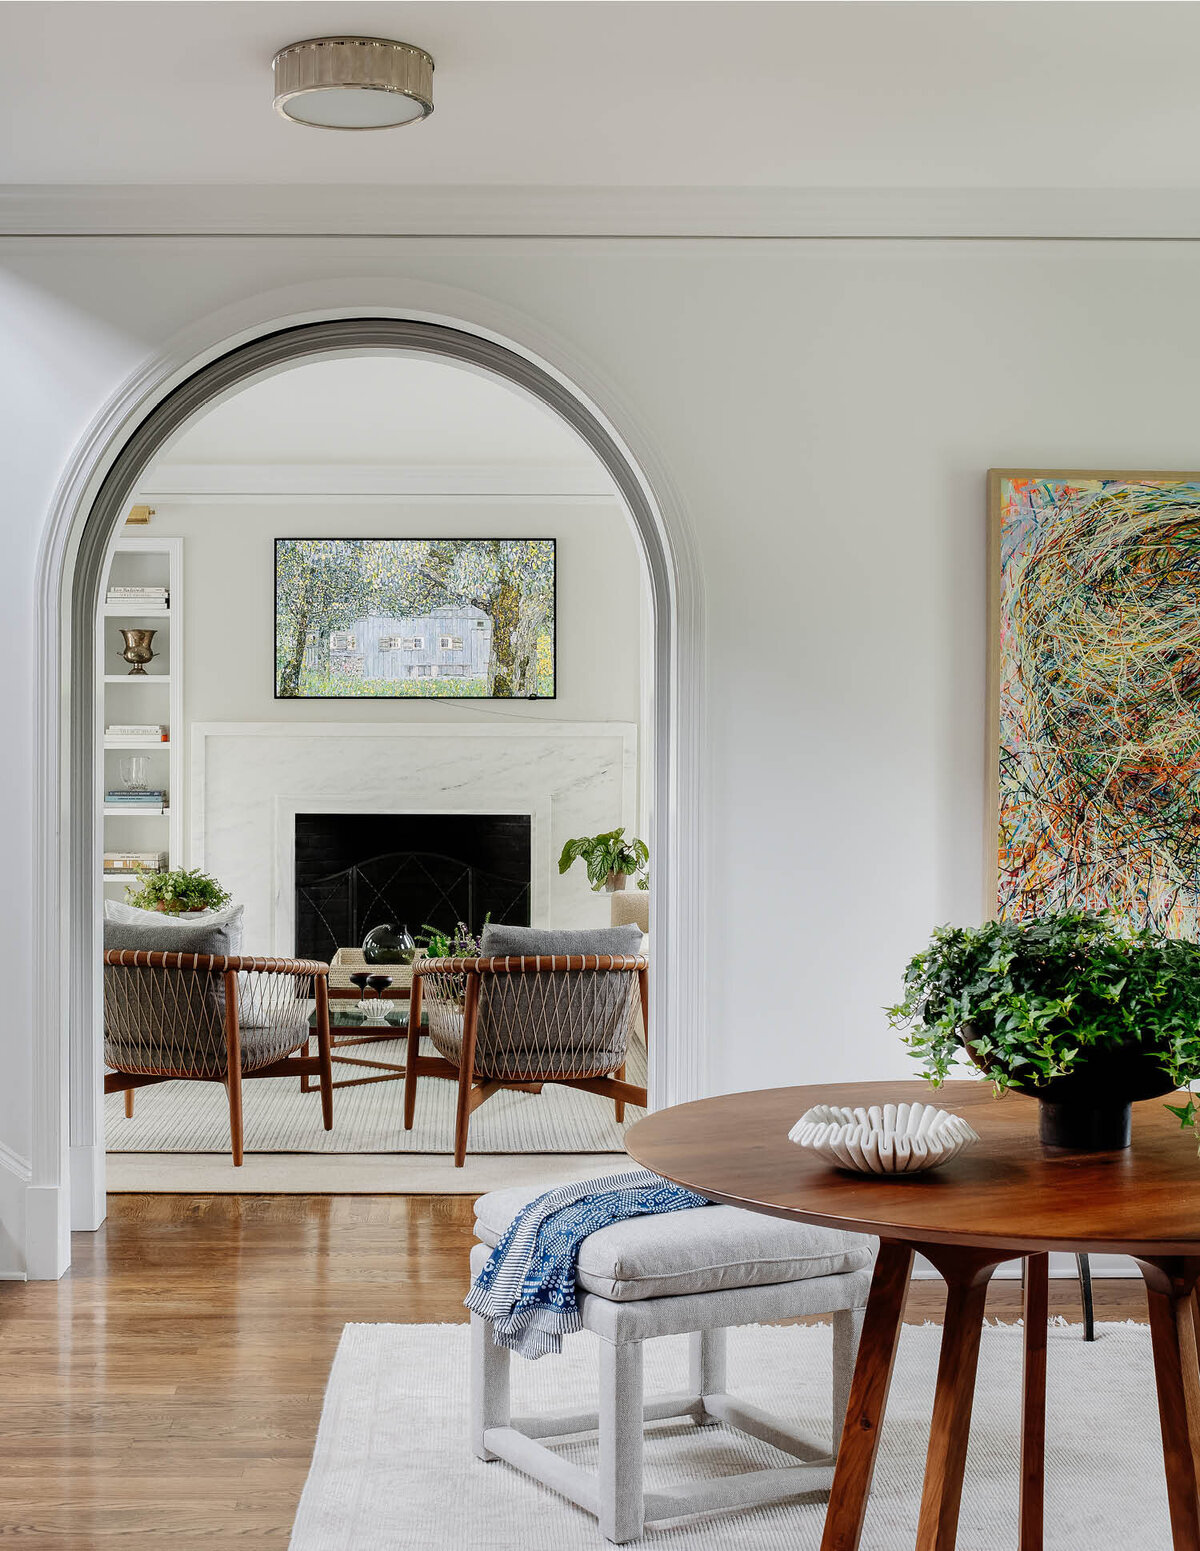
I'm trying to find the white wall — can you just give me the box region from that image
[5,235,1200,1270]
[149,497,642,727]
[140,496,643,876]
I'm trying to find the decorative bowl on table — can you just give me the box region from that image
[788,1101,979,1176]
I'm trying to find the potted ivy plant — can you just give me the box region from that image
[887,910,1200,1151]
[124,866,232,917]
[558,829,649,892]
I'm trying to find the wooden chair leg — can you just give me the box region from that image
[222,968,244,1167]
[1020,1252,1049,1551]
[314,975,333,1131]
[614,1063,626,1124]
[124,1088,135,1119]
[225,1069,244,1166]
[454,1069,474,1168]
[452,972,482,1168]
[1139,1258,1200,1549]
[404,1025,420,1130]
[404,979,422,1130]
[820,1240,914,1551]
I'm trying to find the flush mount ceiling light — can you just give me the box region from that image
[273,36,434,130]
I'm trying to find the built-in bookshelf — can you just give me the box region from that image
[98,534,183,893]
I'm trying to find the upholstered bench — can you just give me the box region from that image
[470,1184,876,1544]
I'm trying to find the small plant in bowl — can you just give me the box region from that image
[125,866,231,916]
[887,910,1200,1150]
[558,828,649,892]
[418,920,487,959]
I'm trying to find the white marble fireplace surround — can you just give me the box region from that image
[190,722,639,957]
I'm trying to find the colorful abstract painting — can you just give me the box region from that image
[275,538,555,699]
[993,473,1200,934]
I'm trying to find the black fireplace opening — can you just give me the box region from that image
[294,812,531,962]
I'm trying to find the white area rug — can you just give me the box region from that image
[105,1034,645,1155]
[104,1149,629,1196]
[290,1321,1165,1550]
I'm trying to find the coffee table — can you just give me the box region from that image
[302,985,426,1090]
[625,1080,1200,1551]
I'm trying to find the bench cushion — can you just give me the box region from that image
[474,1184,875,1303]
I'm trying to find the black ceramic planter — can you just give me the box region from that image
[1024,1051,1176,1151]
[1038,1097,1133,1151]
[964,1026,1176,1151]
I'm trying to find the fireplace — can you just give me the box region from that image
[294,812,531,962]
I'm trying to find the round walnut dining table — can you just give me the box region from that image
[624,1079,1200,1551]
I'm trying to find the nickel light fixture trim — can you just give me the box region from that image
[273,36,434,130]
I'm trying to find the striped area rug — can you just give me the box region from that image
[105,1034,646,1156]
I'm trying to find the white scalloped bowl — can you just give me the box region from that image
[788,1100,980,1176]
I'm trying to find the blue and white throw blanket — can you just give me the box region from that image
[465,1168,708,1359]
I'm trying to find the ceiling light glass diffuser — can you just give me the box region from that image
[273,37,434,130]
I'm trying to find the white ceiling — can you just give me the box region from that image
[5,2,1200,191]
[149,355,609,485]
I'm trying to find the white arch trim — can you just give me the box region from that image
[29,306,706,1278]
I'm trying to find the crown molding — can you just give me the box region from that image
[6,184,1200,239]
[139,461,617,500]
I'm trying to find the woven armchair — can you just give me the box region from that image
[408,954,648,1166]
[103,950,333,1166]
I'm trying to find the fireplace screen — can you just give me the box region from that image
[294,813,531,962]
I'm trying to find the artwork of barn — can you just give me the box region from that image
[275,538,555,699]
[991,470,1200,935]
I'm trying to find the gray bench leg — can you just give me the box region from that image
[599,1338,645,1544]
[689,1328,727,1424]
[831,1304,866,1449]
[471,1312,510,1461]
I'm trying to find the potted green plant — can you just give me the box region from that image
[887,910,1200,1150]
[124,866,232,917]
[558,829,649,892]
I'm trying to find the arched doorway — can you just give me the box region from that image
[33,316,704,1273]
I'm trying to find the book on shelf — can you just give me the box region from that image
[103,851,167,872]
[106,724,168,738]
[104,792,167,810]
[106,586,169,599]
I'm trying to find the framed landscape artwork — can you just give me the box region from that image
[275,538,556,700]
[990,470,1200,935]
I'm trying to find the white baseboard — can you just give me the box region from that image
[70,1145,107,1232]
[913,1252,1138,1281]
[24,1184,71,1280]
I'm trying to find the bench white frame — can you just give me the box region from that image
[469,1243,872,1544]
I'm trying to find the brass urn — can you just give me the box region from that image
[119,628,157,676]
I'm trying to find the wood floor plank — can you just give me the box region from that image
[0,1194,1149,1546]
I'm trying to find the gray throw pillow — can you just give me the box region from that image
[480,922,644,957]
[103,903,244,958]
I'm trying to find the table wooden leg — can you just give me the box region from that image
[1020,1252,1048,1551]
[1138,1258,1200,1550]
[914,1245,1008,1551]
[819,1238,914,1551]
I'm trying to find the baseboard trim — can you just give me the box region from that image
[914,1251,1138,1281]
[24,1183,70,1280]
[70,1144,107,1232]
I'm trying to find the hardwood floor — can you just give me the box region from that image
[0,1194,1152,1546]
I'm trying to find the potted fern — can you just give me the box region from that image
[124,866,231,917]
[558,829,649,892]
[888,910,1200,1150]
